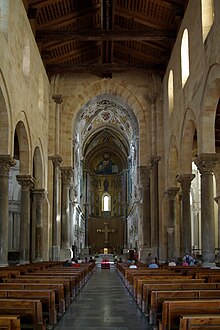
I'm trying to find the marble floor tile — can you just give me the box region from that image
[53,266,153,330]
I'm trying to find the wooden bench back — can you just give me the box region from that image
[160,299,220,330]
[179,314,220,329]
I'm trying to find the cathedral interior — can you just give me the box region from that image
[0,0,220,267]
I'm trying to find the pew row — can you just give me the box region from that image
[150,289,220,326]
[159,299,220,330]
[0,315,20,330]
[0,299,46,330]
[0,289,56,327]
[179,314,220,329]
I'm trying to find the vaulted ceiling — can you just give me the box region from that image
[22,0,189,78]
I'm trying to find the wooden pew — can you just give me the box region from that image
[134,277,201,305]
[142,282,220,314]
[0,290,56,327]
[0,282,65,316]
[159,299,220,330]
[179,314,220,329]
[0,299,46,330]
[5,277,71,308]
[0,316,20,330]
[137,279,204,311]
[150,289,220,326]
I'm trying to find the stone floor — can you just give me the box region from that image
[53,264,153,330]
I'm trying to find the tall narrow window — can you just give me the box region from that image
[201,0,214,42]
[181,29,190,87]
[0,0,9,39]
[168,70,174,116]
[102,193,111,211]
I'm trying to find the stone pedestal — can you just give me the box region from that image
[0,156,16,266]
[177,174,195,255]
[49,155,62,260]
[60,248,72,261]
[17,174,35,264]
[165,187,180,259]
[195,153,218,264]
[60,167,73,251]
[139,166,151,248]
[139,247,152,262]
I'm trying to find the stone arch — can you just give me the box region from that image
[33,145,44,188]
[14,117,31,174]
[167,135,179,186]
[180,108,197,173]
[0,70,11,154]
[199,63,220,153]
[60,80,148,166]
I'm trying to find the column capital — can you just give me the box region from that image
[52,94,63,104]
[165,186,180,200]
[0,155,16,177]
[147,93,158,104]
[139,166,150,185]
[195,153,218,174]
[150,155,161,168]
[16,175,35,191]
[32,189,47,202]
[176,173,195,192]
[60,166,73,186]
[167,227,174,234]
[48,154,63,167]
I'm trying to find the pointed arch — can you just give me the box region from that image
[60,80,148,166]
[0,70,11,154]
[14,118,31,174]
[180,108,197,173]
[200,64,220,153]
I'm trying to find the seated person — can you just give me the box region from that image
[129,260,137,269]
[148,259,159,268]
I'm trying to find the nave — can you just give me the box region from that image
[54,265,152,330]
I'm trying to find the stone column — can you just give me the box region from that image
[214,195,220,259]
[0,156,16,266]
[32,189,46,262]
[150,156,161,257]
[49,155,62,260]
[147,93,158,156]
[177,174,195,256]
[52,94,63,155]
[139,166,151,260]
[60,166,73,260]
[16,175,35,264]
[195,154,218,265]
[165,187,179,259]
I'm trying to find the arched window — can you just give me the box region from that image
[201,0,214,42]
[0,0,9,39]
[181,29,190,87]
[102,193,111,211]
[168,70,174,116]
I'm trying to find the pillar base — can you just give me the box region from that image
[0,263,9,267]
[51,246,60,261]
[60,248,72,261]
[139,247,152,262]
[202,262,218,268]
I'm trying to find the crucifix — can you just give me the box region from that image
[97,221,116,244]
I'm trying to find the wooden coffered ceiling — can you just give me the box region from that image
[22,0,189,78]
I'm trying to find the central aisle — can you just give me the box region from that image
[54,265,153,330]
